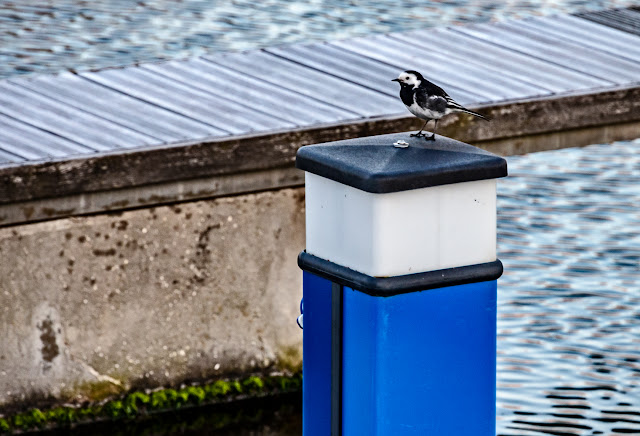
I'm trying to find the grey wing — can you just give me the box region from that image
[427,95,448,113]
[416,87,448,113]
[419,84,482,117]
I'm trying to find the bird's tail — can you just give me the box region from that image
[445,96,490,121]
[459,107,490,121]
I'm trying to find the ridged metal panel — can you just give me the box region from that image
[141,58,356,126]
[0,81,157,151]
[81,67,289,135]
[557,14,640,48]
[203,50,399,118]
[575,7,640,36]
[390,27,609,94]
[456,22,636,84]
[496,20,640,74]
[264,42,484,106]
[0,112,91,160]
[0,148,24,165]
[266,43,401,96]
[10,72,218,143]
[330,34,545,104]
[520,15,640,63]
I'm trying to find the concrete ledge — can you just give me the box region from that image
[2,115,640,228]
[0,167,304,227]
[478,119,640,156]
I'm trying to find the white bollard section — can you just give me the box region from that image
[305,173,497,277]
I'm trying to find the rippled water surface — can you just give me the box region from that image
[0,0,638,79]
[496,139,640,435]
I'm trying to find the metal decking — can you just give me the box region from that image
[0,7,639,221]
[577,5,640,35]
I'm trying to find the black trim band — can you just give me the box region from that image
[298,251,503,297]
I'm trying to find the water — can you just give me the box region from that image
[41,139,640,434]
[0,0,638,79]
[496,139,640,435]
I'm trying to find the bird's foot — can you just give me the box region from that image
[425,134,436,141]
[410,132,425,137]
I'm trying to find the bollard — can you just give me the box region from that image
[296,132,507,435]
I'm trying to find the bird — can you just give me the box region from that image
[392,70,488,141]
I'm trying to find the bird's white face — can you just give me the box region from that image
[395,72,420,87]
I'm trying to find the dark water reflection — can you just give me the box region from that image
[38,140,640,434]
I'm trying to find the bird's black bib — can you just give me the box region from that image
[399,86,414,107]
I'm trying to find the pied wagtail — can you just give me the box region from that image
[392,70,488,141]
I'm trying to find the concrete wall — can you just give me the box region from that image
[0,188,305,411]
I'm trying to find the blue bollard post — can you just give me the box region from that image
[297,133,507,436]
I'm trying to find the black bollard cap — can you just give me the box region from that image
[296,132,507,193]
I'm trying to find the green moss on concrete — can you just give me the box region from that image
[0,372,301,434]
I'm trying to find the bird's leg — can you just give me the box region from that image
[410,119,430,137]
[426,119,438,141]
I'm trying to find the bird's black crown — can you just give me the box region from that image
[404,70,424,80]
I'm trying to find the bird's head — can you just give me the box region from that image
[392,70,423,88]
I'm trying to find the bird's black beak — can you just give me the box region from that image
[391,78,400,82]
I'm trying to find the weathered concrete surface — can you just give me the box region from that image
[0,188,305,412]
[478,120,640,157]
[0,167,305,228]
